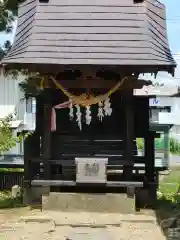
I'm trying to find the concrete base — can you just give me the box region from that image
[23,187,50,205]
[42,192,135,213]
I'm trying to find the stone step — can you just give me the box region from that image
[42,192,135,213]
[21,210,157,226]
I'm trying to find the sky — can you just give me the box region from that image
[0,0,180,85]
[145,0,180,86]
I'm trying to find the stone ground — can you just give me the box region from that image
[0,209,166,240]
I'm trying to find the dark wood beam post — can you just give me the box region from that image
[35,95,42,135]
[42,88,52,185]
[123,89,134,181]
[145,131,155,182]
[34,95,42,159]
[24,135,32,188]
[23,133,36,204]
[164,129,169,164]
[145,131,156,206]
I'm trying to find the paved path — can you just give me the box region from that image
[0,210,166,240]
[169,155,180,167]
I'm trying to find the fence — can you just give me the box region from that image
[0,172,24,191]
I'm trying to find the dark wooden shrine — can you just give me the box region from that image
[2,0,176,208]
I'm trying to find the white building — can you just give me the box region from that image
[134,85,180,138]
[0,72,35,157]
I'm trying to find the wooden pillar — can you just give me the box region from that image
[145,131,157,206]
[35,95,42,158]
[164,129,170,167]
[23,133,37,204]
[42,88,52,182]
[145,132,155,182]
[35,95,43,134]
[123,89,134,181]
[24,135,32,187]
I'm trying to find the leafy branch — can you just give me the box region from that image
[0,111,33,154]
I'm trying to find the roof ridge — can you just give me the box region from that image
[7,0,38,59]
[2,0,176,76]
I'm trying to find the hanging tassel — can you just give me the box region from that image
[104,97,112,116]
[76,105,82,130]
[85,105,92,125]
[97,101,104,121]
[51,100,71,132]
[39,78,44,90]
[51,108,56,131]
[69,101,74,120]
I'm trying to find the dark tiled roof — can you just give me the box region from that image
[2,0,176,74]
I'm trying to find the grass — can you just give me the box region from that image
[0,191,25,209]
[159,167,180,198]
[0,168,24,172]
[155,167,180,237]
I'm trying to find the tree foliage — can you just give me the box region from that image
[0,40,11,61]
[19,73,43,97]
[0,1,27,154]
[0,111,33,154]
[0,0,19,33]
[0,113,17,154]
[0,0,22,61]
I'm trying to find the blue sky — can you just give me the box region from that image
[164,0,180,54]
[143,0,180,86]
[140,0,180,85]
[0,0,180,85]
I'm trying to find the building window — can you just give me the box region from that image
[174,126,180,135]
[150,108,159,122]
[26,98,32,113]
[19,136,24,155]
[150,107,171,122]
[26,97,36,113]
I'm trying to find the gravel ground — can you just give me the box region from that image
[0,210,166,240]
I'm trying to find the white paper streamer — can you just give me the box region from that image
[85,105,92,125]
[76,105,82,130]
[104,97,112,116]
[69,101,74,120]
[97,101,104,121]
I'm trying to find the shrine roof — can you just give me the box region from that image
[2,0,176,75]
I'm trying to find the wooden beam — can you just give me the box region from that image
[42,89,52,183]
[24,136,32,188]
[50,78,151,89]
[31,180,143,188]
[145,132,155,182]
[123,89,134,181]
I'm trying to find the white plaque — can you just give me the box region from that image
[75,158,108,184]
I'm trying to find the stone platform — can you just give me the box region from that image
[42,192,135,213]
[18,210,165,240]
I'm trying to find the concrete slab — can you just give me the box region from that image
[20,211,157,226]
[0,209,166,240]
[18,211,165,240]
[42,192,135,213]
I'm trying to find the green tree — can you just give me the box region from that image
[0,0,25,60]
[0,1,27,154]
[0,0,17,33]
[0,40,11,60]
[0,113,17,154]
